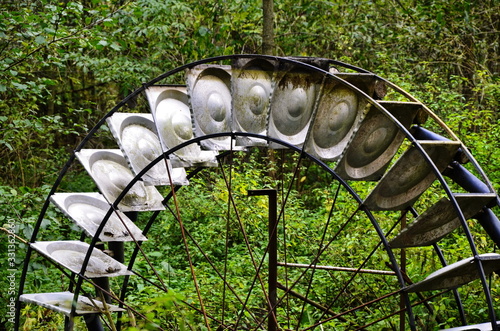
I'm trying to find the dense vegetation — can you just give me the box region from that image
[1,0,499,330]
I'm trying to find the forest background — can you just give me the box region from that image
[0,0,499,330]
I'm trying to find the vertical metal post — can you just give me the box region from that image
[108,241,125,264]
[83,314,105,331]
[86,212,133,331]
[94,242,111,304]
[108,210,136,266]
[248,189,278,331]
[400,211,407,331]
[88,242,107,331]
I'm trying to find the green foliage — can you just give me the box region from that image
[1,0,499,329]
[123,150,399,328]
[0,185,59,329]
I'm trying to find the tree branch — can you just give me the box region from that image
[2,1,131,72]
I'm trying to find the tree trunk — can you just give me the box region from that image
[262,0,275,55]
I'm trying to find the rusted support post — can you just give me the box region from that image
[400,211,407,331]
[248,189,278,331]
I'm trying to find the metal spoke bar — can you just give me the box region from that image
[162,203,262,326]
[222,143,234,329]
[295,175,340,331]
[252,204,363,330]
[248,189,278,331]
[354,290,450,330]
[313,210,407,325]
[276,282,357,326]
[303,289,402,330]
[26,247,166,331]
[111,266,232,328]
[218,159,273,330]
[166,169,211,329]
[277,262,396,276]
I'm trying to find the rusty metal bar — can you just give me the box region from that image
[400,211,407,331]
[248,189,278,331]
[276,282,352,325]
[277,262,396,276]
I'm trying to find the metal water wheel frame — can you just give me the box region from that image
[15,54,500,330]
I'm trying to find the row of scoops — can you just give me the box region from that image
[18,56,500,330]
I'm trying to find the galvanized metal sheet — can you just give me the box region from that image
[106,112,188,186]
[19,291,125,316]
[268,65,322,148]
[440,321,500,331]
[304,73,378,161]
[76,149,165,212]
[363,141,461,211]
[332,73,377,98]
[50,193,148,242]
[335,101,421,180]
[390,193,497,248]
[31,241,134,278]
[186,65,234,150]
[231,58,276,146]
[144,86,218,167]
[406,253,500,292]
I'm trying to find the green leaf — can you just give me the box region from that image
[12,82,28,90]
[110,42,121,51]
[42,78,56,86]
[34,35,46,44]
[198,26,209,36]
[0,140,13,150]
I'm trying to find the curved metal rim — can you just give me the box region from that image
[109,132,415,329]
[15,54,499,330]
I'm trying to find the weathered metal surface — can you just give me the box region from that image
[406,253,500,292]
[440,321,500,331]
[364,141,461,210]
[332,73,377,97]
[288,56,330,71]
[50,193,147,242]
[305,73,377,161]
[106,112,188,186]
[19,291,125,316]
[31,241,133,278]
[335,101,422,180]
[144,86,218,166]
[277,262,396,275]
[231,58,276,146]
[268,65,322,148]
[76,149,165,211]
[186,65,234,150]
[390,193,497,248]
[248,189,278,331]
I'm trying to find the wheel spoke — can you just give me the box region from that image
[217,157,276,329]
[252,179,362,330]
[112,205,169,292]
[312,210,407,327]
[163,203,262,326]
[221,145,233,327]
[166,169,211,330]
[279,150,292,330]
[303,290,402,331]
[295,181,342,330]
[20,55,500,331]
